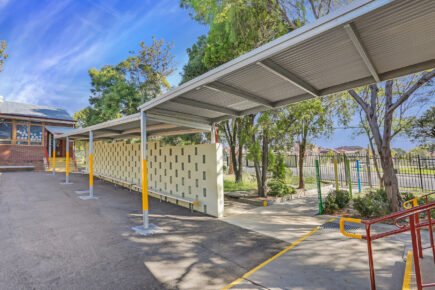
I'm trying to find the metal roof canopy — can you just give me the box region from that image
[139,0,435,124]
[57,112,210,141]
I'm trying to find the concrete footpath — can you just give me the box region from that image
[222,191,413,289]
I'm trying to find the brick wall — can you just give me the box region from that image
[0,145,46,170]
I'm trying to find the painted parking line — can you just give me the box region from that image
[222,217,337,290]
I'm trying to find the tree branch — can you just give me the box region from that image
[348,89,370,116]
[387,70,435,115]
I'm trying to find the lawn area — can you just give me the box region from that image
[224,173,318,192]
[224,174,257,192]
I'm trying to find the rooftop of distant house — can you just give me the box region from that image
[0,100,75,122]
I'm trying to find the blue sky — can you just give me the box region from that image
[0,0,207,112]
[0,0,429,151]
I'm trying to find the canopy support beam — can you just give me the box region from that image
[204,82,274,108]
[344,23,380,83]
[171,97,240,116]
[256,59,320,97]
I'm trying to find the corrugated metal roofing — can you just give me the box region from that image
[0,100,75,121]
[45,125,76,135]
[139,0,435,124]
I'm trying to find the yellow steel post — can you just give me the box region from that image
[141,112,149,229]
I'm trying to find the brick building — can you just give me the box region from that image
[0,100,76,170]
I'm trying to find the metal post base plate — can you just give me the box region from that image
[132,224,161,235]
[75,190,90,194]
[61,182,73,185]
[79,195,100,200]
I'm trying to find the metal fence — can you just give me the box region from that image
[285,154,435,191]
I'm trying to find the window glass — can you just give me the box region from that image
[30,125,43,142]
[0,122,12,140]
[16,124,29,142]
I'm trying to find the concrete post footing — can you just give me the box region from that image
[132,224,161,236]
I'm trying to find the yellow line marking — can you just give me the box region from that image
[402,251,413,290]
[222,218,336,290]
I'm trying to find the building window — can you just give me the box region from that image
[0,120,45,146]
[16,123,29,145]
[30,125,43,145]
[0,119,12,144]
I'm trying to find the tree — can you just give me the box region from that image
[0,40,7,72]
[180,0,295,189]
[72,107,101,127]
[246,109,294,197]
[180,0,347,193]
[286,97,352,189]
[407,106,435,152]
[78,37,175,126]
[180,35,208,84]
[348,70,435,212]
[219,117,251,183]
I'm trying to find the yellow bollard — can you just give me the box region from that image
[142,159,148,212]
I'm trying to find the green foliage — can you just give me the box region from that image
[180,35,208,84]
[76,37,175,127]
[181,0,292,69]
[0,40,7,72]
[353,189,391,218]
[267,179,296,197]
[407,106,435,152]
[271,153,286,181]
[324,190,350,213]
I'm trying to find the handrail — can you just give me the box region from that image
[339,200,435,290]
[404,191,435,209]
[340,217,362,239]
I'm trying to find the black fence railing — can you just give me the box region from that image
[225,153,435,191]
[285,154,435,191]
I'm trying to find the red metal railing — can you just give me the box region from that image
[340,192,435,290]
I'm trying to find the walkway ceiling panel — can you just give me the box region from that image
[159,101,224,119]
[353,0,435,75]
[182,86,250,109]
[268,27,370,90]
[218,64,308,103]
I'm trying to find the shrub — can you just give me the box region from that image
[353,189,391,218]
[271,153,286,181]
[324,190,350,213]
[267,179,296,197]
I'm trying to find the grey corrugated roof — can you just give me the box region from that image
[0,100,75,121]
[139,0,435,124]
[45,125,76,134]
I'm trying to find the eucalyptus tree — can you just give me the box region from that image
[348,70,435,211]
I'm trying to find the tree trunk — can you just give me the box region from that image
[259,130,269,197]
[368,138,383,188]
[235,144,243,183]
[298,140,306,189]
[379,145,400,212]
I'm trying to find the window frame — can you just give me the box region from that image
[0,118,13,144]
[0,119,45,146]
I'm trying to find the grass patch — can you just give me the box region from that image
[224,174,257,192]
